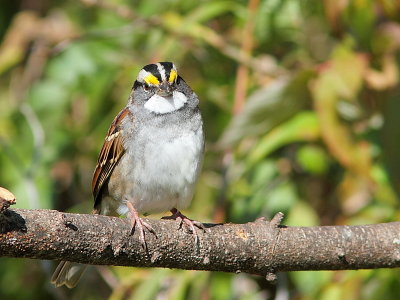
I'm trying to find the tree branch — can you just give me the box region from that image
[1,208,399,281]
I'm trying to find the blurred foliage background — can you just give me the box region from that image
[1,0,400,299]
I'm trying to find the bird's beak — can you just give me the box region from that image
[156,81,173,97]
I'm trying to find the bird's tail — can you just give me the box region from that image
[51,261,87,288]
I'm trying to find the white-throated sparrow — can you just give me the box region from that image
[51,62,204,288]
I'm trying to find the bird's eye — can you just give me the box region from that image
[143,84,151,92]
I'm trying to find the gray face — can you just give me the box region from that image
[125,63,203,155]
[129,62,198,118]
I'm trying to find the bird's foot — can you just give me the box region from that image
[125,201,155,250]
[162,208,204,243]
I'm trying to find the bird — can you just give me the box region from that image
[51,62,205,288]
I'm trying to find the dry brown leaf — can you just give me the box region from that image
[0,186,16,212]
[365,55,399,90]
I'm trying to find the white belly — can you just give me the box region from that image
[107,125,203,215]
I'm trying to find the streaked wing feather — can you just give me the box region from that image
[92,108,131,207]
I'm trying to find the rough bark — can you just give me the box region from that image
[1,208,399,280]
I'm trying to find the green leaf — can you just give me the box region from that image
[296,145,330,175]
[219,70,314,148]
[185,1,242,24]
[285,201,320,227]
[290,271,333,297]
[264,180,299,214]
[247,111,320,167]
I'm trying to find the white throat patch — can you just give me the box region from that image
[144,91,188,114]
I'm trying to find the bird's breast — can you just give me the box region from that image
[111,122,204,214]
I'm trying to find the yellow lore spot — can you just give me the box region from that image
[169,69,177,83]
[144,74,160,85]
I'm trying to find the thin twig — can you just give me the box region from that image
[233,0,260,114]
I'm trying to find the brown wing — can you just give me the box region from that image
[92,108,131,207]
